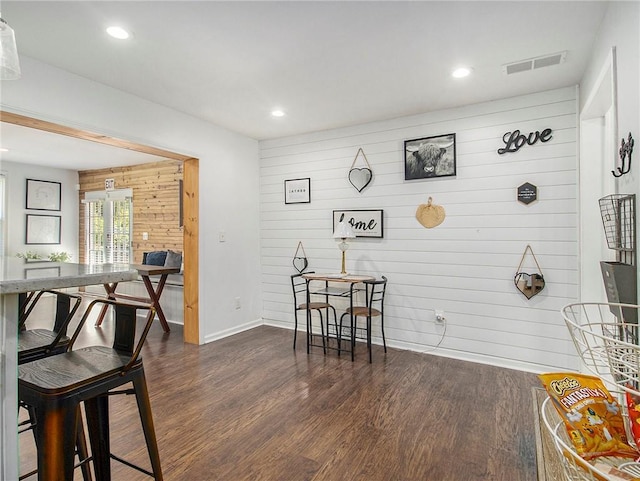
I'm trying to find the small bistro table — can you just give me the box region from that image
[0,257,138,481]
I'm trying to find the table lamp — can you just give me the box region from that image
[333,221,356,274]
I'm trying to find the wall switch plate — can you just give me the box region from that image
[219,231,226,242]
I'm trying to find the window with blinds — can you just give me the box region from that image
[84,189,132,265]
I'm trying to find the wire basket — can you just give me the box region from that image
[599,194,636,253]
[561,302,640,395]
[541,395,640,481]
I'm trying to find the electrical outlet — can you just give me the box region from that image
[435,310,445,324]
[234,297,241,309]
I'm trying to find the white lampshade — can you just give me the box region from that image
[0,15,20,80]
[333,221,355,239]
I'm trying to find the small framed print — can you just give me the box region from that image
[26,214,61,245]
[404,133,456,181]
[26,179,62,211]
[284,178,311,204]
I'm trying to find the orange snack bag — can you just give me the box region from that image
[625,390,640,449]
[539,372,638,460]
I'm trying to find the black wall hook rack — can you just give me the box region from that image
[612,132,634,177]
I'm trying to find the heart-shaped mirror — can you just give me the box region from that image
[349,168,372,192]
[514,272,545,299]
[293,256,308,273]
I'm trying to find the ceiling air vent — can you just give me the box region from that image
[503,51,567,75]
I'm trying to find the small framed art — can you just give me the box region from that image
[284,178,311,204]
[26,214,61,245]
[26,179,62,211]
[404,133,456,181]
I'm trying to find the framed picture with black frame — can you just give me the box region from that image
[26,178,62,211]
[333,209,384,238]
[26,214,61,245]
[404,133,456,181]
[284,178,311,204]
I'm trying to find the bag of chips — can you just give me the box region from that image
[625,390,640,450]
[539,372,638,460]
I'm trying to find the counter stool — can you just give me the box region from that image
[18,298,163,481]
[18,290,92,481]
[340,276,387,362]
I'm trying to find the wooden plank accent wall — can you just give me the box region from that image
[78,160,183,264]
[258,87,580,372]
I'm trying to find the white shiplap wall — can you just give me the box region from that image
[259,87,579,372]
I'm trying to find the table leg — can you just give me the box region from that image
[141,275,171,333]
[95,282,118,327]
[306,280,311,354]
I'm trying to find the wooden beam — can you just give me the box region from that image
[0,110,193,162]
[183,159,199,344]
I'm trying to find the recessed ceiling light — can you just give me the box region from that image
[106,26,130,40]
[271,110,285,118]
[452,67,472,78]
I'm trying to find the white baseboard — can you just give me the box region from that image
[261,319,554,374]
[203,318,263,344]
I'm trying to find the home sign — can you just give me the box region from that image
[498,128,553,155]
[333,210,383,238]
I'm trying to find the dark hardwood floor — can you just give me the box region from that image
[19,297,540,480]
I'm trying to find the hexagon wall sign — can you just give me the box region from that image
[517,182,537,205]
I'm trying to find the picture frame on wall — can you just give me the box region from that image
[26,214,61,245]
[284,178,311,204]
[404,133,456,181]
[333,209,384,238]
[26,178,62,211]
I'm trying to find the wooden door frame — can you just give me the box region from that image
[0,111,199,344]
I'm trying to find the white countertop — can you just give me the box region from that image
[0,257,138,294]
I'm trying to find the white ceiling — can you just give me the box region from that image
[0,1,608,169]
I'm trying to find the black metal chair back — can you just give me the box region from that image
[364,276,387,316]
[18,290,83,363]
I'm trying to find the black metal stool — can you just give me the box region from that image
[18,290,92,481]
[19,298,163,481]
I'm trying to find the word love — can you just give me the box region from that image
[497,128,553,155]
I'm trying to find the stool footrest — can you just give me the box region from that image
[19,455,94,481]
[111,453,155,477]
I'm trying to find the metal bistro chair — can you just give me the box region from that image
[18,290,93,481]
[291,272,337,352]
[19,298,163,481]
[340,276,387,362]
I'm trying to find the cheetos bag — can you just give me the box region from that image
[539,372,638,460]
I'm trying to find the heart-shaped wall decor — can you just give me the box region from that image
[416,197,445,228]
[349,168,373,192]
[293,256,308,273]
[514,272,545,299]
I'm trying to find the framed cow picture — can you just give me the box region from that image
[404,133,456,181]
